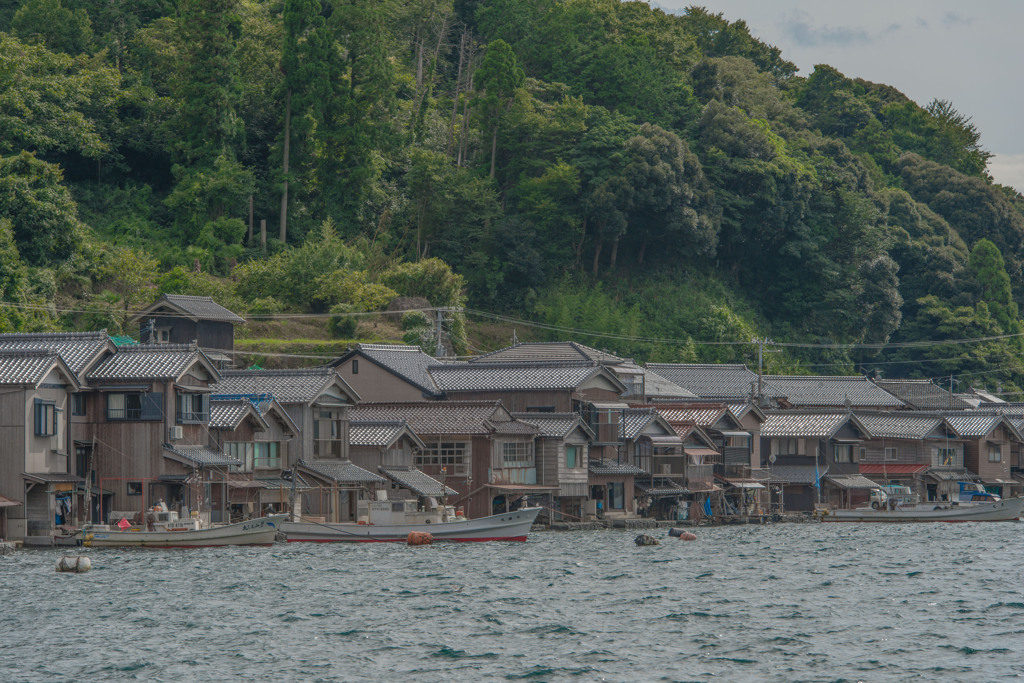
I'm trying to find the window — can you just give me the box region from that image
[127,481,142,496]
[770,438,801,456]
[313,410,344,458]
[157,329,170,343]
[416,441,470,476]
[989,444,1002,463]
[934,447,959,466]
[502,442,534,467]
[859,447,867,462]
[106,392,149,420]
[34,400,58,437]
[351,359,359,374]
[226,442,254,471]
[176,392,208,423]
[726,435,749,448]
[255,441,281,469]
[566,445,578,469]
[884,447,897,461]
[71,393,86,416]
[834,444,853,463]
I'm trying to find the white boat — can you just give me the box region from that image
[79,513,286,548]
[817,497,1023,523]
[281,501,542,542]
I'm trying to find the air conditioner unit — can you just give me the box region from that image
[169,426,184,441]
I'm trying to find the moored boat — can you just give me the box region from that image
[817,496,1023,523]
[79,513,286,547]
[281,501,541,542]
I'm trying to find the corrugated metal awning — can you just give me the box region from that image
[649,435,683,445]
[0,494,21,507]
[825,474,880,490]
[718,431,750,438]
[684,447,719,456]
[727,481,766,489]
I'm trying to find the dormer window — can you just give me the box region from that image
[158,329,170,343]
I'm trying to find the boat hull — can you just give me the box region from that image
[818,497,1023,523]
[80,515,286,547]
[281,507,542,542]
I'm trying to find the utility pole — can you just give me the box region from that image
[751,338,780,402]
[435,308,445,357]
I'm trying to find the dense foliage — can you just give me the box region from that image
[2,0,1024,392]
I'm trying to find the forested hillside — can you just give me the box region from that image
[3,0,1024,392]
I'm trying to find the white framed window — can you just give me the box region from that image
[416,441,470,476]
[771,438,801,456]
[884,447,897,461]
[989,444,1001,463]
[255,441,281,469]
[502,441,534,467]
[934,447,959,467]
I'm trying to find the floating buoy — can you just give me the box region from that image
[407,531,433,546]
[634,534,659,546]
[56,556,91,573]
[669,528,697,541]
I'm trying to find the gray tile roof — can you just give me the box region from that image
[255,475,311,491]
[620,408,659,440]
[209,400,267,431]
[762,412,856,438]
[643,404,728,428]
[0,330,113,376]
[88,344,217,382]
[645,363,762,400]
[942,414,1008,438]
[853,413,946,440]
[214,367,355,404]
[350,401,512,435]
[0,350,68,386]
[379,466,458,496]
[163,444,241,467]
[348,343,440,396]
[588,459,647,475]
[511,413,594,439]
[642,369,699,399]
[298,459,386,484]
[765,465,818,484]
[143,294,245,323]
[634,476,689,497]
[926,466,975,481]
[470,341,624,365]
[764,375,906,408]
[349,420,411,447]
[428,361,615,392]
[874,379,972,410]
[489,420,540,436]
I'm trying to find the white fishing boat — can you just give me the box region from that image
[79,512,286,548]
[281,500,542,542]
[817,496,1023,523]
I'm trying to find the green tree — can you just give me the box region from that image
[474,39,524,178]
[0,151,83,266]
[12,0,93,55]
[96,246,160,333]
[969,239,1023,339]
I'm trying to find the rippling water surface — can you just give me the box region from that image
[3,523,1024,682]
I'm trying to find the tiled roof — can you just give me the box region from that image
[213,368,355,404]
[350,420,412,447]
[511,413,593,439]
[641,368,699,399]
[139,294,245,323]
[350,401,507,435]
[643,404,727,428]
[634,476,689,497]
[942,414,1008,438]
[163,444,241,467]
[859,464,929,475]
[874,379,972,410]
[645,363,763,400]
[926,466,976,481]
[470,341,624,365]
[298,459,386,484]
[209,400,267,431]
[765,465,818,484]
[764,375,906,408]
[588,459,646,475]
[762,412,855,438]
[255,475,312,491]
[620,408,659,440]
[379,467,458,497]
[428,361,617,392]
[0,350,68,387]
[488,420,540,436]
[350,344,441,396]
[853,413,946,440]
[88,344,217,382]
[0,330,112,376]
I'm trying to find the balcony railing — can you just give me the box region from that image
[176,410,208,424]
[106,408,142,421]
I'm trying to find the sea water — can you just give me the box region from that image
[2,523,1023,682]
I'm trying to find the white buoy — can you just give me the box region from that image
[56,556,92,573]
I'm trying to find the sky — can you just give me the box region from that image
[650,0,1024,193]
